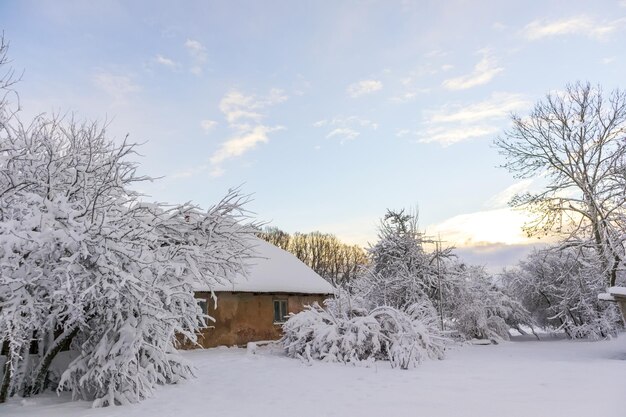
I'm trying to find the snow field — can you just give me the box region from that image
[4,334,626,417]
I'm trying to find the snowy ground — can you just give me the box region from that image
[3,334,626,417]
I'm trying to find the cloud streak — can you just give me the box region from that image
[185,38,208,75]
[210,125,284,165]
[428,92,530,124]
[415,92,531,146]
[200,119,217,133]
[313,116,378,144]
[522,16,626,40]
[442,50,503,90]
[155,54,179,69]
[346,79,383,97]
[418,125,499,146]
[93,72,140,104]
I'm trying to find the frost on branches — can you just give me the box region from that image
[350,209,532,343]
[503,248,622,340]
[443,265,534,342]
[0,113,256,405]
[281,295,447,370]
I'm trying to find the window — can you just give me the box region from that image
[196,298,208,315]
[196,298,209,328]
[273,300,288,323]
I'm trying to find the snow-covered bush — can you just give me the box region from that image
[281,296,447,370]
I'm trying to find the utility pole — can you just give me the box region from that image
[436,235,444,331]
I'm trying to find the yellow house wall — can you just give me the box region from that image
[182,291,328,348]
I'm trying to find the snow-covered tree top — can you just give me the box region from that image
[194,237,337,295]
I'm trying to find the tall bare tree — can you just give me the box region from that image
[495,82,626,286]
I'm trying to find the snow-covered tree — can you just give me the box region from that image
[495,82,626,287]
[502,247,621,339]
[348,208,531,342]
[0,112,256,403]
[355,209,450,309]
[443,264,533,341]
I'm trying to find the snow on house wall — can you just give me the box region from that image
[194,237,337,294]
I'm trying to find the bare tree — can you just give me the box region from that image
[257,227,368,287]
[495,82,626,286]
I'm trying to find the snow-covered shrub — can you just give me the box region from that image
[281,296,447,370]
[281,304,381,365]
[373,302,446,368]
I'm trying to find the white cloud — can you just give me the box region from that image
[314,116,378,130]
[93,72,139,103]
[210,125,284,165]
[219,91,263,124]
[155,54,178,69]
[429,207,537,247]
[418,125,499,146]
[207,88,288,174]
[418,92,531,146]
[218,89,287,124]
[428,92,530,124]
[424,49,448,59]
[442,50,503,90]
[209,166,225,178]
[326,128,360,143]
[346,79,383,97]
[455,243,542,272]
[390,91,418,103]
[313,116,378,143]
[485,179,535,209]
[395,129,411,138]
[200,119,218,133]
[522,16,626,40]
[185,39,208,75]
[185,39,207,61]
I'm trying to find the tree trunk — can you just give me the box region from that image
[22,325,79,397]
[0,348,12,403]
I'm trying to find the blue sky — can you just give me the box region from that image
[2,0,626,268]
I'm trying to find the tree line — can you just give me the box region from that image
[257,227,368,287]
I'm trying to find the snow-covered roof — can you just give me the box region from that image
[608,286,626,298]
[195,238,337,295]
[598,293,616,302]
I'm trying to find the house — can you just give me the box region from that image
[599,286,626,324]
[189,238,336,348]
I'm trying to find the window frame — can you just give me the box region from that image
[273,299,288,324]
[196,298,209,328]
